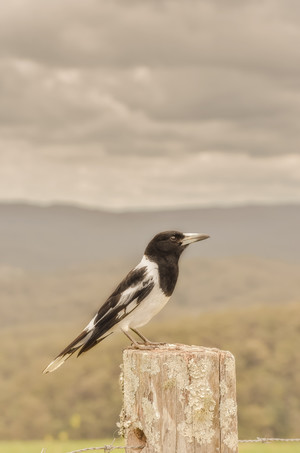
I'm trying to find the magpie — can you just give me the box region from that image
[43,230,209,373]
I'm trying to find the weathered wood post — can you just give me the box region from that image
[119,344,238,453]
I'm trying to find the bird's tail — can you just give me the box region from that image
[43,330,92,374]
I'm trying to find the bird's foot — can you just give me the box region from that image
[125,328,166,348]
[133,340,166,348]
[130,342,153,350]
[143,341,166,346]
[129,341,167,349]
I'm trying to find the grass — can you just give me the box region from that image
[0,439,123,453]
[0,440,299,453]
[239,443,300,453]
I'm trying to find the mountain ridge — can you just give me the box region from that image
[0,202,299,270]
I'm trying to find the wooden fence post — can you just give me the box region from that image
[119,344,238,453]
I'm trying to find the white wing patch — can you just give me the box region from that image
[101,256,157,320]
[115,299,139,320]
[85,315,97,332]
[116,256,170,331]
[85,255,159,332]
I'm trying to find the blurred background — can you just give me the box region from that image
[0,0,300,443]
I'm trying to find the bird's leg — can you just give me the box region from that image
[122,329,152,349]
[130,328,166,346]
[130,328,150,343]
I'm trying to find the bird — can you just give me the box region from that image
[43,230,209,373]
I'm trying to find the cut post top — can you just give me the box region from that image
[120,344,238,453]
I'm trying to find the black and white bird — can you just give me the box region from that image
[43,230,209,373]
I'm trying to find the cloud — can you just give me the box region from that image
[1,60,299,157]
[0,0,300,207]
[1,146,300,210]
[1,0,300,71]
[1,1,300,72]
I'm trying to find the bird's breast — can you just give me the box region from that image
[119,286,170,330]
[117,257,170,331]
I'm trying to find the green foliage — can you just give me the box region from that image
[0,304,299,440]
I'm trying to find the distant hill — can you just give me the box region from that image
[1,256,299,329]
[0,202,299,270]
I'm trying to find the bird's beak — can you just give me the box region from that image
[181,233,210,245]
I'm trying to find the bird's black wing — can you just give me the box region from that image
[43,264,155,373]
[78,265,155,354]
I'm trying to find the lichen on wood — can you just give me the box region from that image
[120,344,238,453]
[178,356,217,445]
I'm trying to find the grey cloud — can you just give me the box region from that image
[0,0,300,74]
[0,0,300,160]
[114,67,294,122]
[1,62,299,158]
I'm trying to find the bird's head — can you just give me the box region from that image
[145,230,209,259]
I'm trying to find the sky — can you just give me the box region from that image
[1,0,300,211]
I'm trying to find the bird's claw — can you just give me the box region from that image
[145,341,166,346]
[130,341,166,349]
[130,342,153,350]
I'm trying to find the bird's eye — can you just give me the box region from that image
[170,235,177,242]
